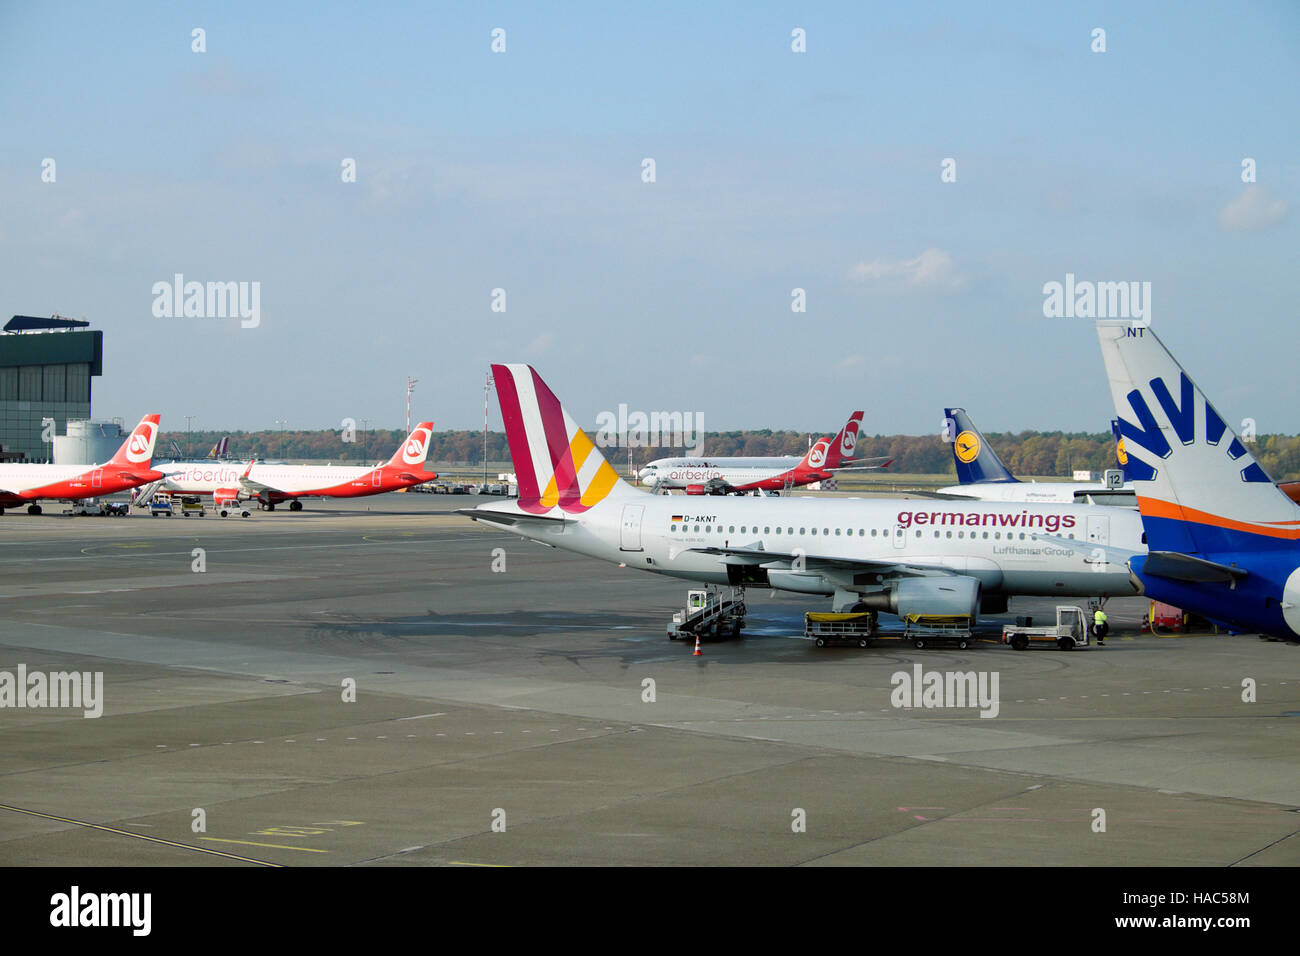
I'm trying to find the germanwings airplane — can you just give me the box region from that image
[157,422,438,511]
[1097,320,1300,642]
[930,407,1134,505]
[462,365,1144,618]
[637,411,892,495]
[0,414,164,515]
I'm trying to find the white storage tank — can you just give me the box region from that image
[54,419,124,466]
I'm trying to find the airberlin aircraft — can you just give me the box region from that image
[157,422,438,511]
[637,411,892,495]
[462,366,1145,619]
[0,414,164,515]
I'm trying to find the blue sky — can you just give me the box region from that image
[1,1,1296,437]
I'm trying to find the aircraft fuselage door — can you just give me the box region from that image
[1086,515,1110,546]
[893,524,906,549]
[372,468,382,487]
[91,468,103,489]
[620,504,645,552]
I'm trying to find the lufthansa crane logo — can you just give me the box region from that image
[954,430,980,464]
[1115,437,1128,466]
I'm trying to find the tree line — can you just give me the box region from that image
[158,428,1300,480]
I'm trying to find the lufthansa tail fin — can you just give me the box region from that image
[108,414,161,470]
[824,411,865,469]
[1097,321,1300,554]
[491,364,635,514]
[944,408,1018,484]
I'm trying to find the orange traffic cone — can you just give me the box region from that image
[693,634,702,656]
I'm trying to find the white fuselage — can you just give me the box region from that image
[476,491,1145,601]
[0,463,114,494]
[158,460,380,496]
[639,457,805,490]
[935,481,1135,504]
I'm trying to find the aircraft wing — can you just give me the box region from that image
[684,542,938,578]
[897,489,977,500]
[830,456,895,471]
[1140,551,1249,584]
[1029,533,1144,568]
[238,475,286,496]
[1072,488,1136,504]
[456,508,567,529]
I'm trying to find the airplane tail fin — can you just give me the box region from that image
[1097,321,1300,554]
[490,364,635,514]
[385,421,436,472]
[1111,417,1155,483]
[944,407,1018,484]
[799,436,834,471]
[824,411,865,468]
[207,436,230,459]
[108,414,161,469]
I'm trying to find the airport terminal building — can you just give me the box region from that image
[0,315,102,462]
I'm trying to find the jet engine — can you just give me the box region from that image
[854,576,980,618]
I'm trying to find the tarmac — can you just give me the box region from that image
[0,493,1296,866]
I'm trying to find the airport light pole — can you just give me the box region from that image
[274,419,286,460]
[185,416,195,458]
[483,372,494,489]
[406,376,418,436]
[360,418,370,462]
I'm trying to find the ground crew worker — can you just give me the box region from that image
[1093,607,1108,644]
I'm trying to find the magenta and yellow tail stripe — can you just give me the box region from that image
[491,364,628,515]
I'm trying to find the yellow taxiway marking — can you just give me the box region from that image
[0,803,281,866]
[202,837,328,853]
[449,861,509,867]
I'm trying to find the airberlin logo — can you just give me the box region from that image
[841,421,859,457]
[401,427,432,465]
[124,422,157,463]
[808,441,828,468]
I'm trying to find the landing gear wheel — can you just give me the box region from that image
[27,504,42,515]
[289,500,303,512]
[1057,636,1076,651]
[912,637,926,649]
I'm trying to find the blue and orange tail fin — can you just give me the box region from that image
[1097,321,1300,555]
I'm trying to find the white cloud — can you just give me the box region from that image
[848,247,964,290]
[524,331,554,356]
[1219,186,1288,233]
